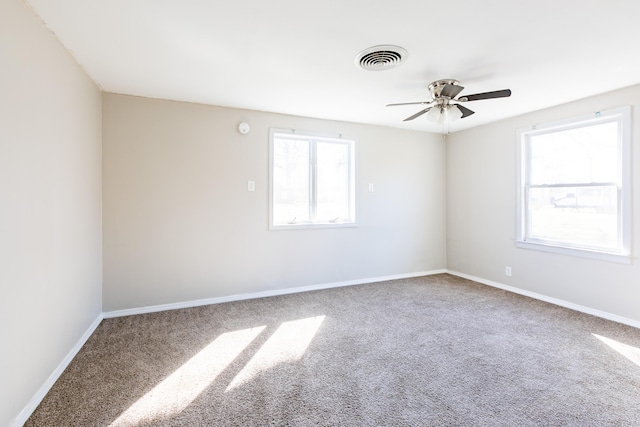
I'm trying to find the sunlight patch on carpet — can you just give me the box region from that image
[225,316,325,392]
[109,326,265,426]
[593,334,640,368]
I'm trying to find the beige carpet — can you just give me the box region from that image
[26,274,640,426]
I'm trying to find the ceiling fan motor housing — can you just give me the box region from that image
[428,79,460,98]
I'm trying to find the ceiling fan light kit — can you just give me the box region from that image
[426,106,443,123]
[424,104,463,124]
[387,78,512,124]
[447,104,464,122]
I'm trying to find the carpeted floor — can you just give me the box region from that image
[26,274,640,426]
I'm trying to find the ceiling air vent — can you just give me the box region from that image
[355,45,407,71]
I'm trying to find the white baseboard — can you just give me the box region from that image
[11,313,104,427]
[103,269,448,318]
[447,270,640,329]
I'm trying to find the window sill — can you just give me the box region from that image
[515,240,632,265]
[270,222,357,231]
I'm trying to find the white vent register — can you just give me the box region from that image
[354,45,407,71]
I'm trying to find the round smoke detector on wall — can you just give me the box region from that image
[354,45,408,71]
[238,122,250,135]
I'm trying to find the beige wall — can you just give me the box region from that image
[102,93,447,311]
[447,85,640,323]
[0,1,102,425]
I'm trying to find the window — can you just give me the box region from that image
[516,106,631,263]
[269,128,356,229]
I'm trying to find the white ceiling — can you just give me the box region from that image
[26,0,640,133]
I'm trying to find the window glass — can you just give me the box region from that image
[517,106,630,262]
[269,129,355,229]
[529,122,618,185]
[272,138,310,224]
[316,142,350,221]
[527,185,618,250]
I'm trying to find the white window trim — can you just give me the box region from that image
[269,128,357,230]
[515,106,632,264]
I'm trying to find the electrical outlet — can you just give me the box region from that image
[247,180,255,192]
[505,266,512,277]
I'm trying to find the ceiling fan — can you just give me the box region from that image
[387,79,511,122]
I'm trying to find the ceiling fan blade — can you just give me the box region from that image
[403,107,432,121]
[386,101,432,107]
[439,84,464,99]
[460,89,511,102]
[456,104,475,118]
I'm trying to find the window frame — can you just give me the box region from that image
[268,128,356,230]
[516,106,631,264]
